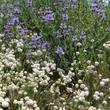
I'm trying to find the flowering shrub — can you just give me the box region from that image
[0,0,110,110]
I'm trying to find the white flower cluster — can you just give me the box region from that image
[13,97,40,110]
[32,61,56,86]
[0,33,110,110]
[0,49,20,69]
[73,82,89,103]
[93,91,104,100]
[103,41,110,49]
[10,39,24,52]
[0,97,10,108]
[100,78,109,86]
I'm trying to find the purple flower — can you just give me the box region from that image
[7,12,13,18]
[12,17,19,25]
[0,3,5,11]
[64,2,70,9]
[80,32,86,39]
[20,28,28,36]
[27,0,33,7]
[4,23,13,31]
[29,42,36,48]
[91,1,106,20]
[56,32,63,38]
[21,36,26,44]
[101,14,106,20]
[72,35,78,42]
[63,31,69,36]
[91,2,99,11]
[14,6,20,14]
[32,35,42,43]
[62,14,69,20]
[55,46,64,56]
[42,13,54,22]
[60,23,67,29]
[40,41,49,49]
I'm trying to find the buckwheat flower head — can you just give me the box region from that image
[103,100,107,105]
[103,41,110,49]
[88,106,96,110]
[2,101,9,108]
[55,46,64,56]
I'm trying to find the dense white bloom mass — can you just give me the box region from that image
[2,101,9,108]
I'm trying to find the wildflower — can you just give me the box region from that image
[4,23,13,31]
[32,35,42,43]
[7,12,13,18]
[42,13,54,22]
[95,61,99,66]
[60,23,67,29]
[80,32,86,39]
[62,14,69,20]
[11,17,19,25]
[88,106,96,110]
[56,32,62,39]
[26,51,32,59]
[40,41,49,49]
[103,100,107,105]
[72,35,78,42]
[29,42,36,49]
[106,27,110,32]
[103,0,109,6]
[55,46,64,56]
[19,28,28,36]
[63,31,69,36]
[91,1,106,20]
[26,99,34,105]
[91,1,99,11]
[103,41,110,49]
[14,6,20,14]
[2,101,9,108]
[27,0,33,7]
[100,81,105,86]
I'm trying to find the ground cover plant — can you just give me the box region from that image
[0,0,110,110]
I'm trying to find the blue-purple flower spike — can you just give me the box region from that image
[55,46,64,56]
